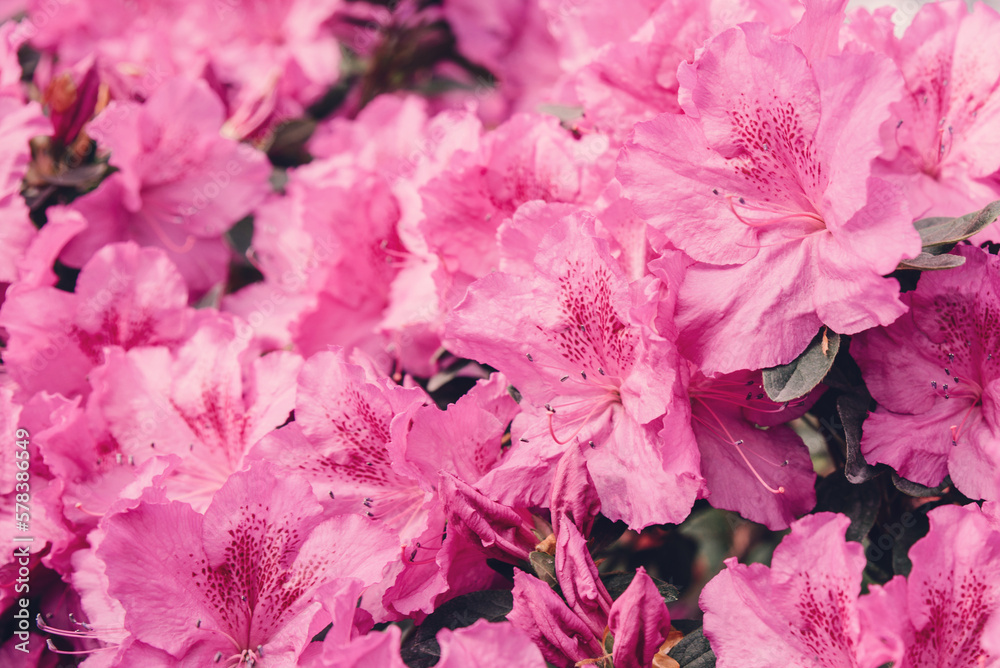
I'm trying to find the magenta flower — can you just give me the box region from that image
[446,212,703,529]
[250,350,519,618]
[852,245,1000,501]
[60,77,271,295]
[687,368,819,530]
[618,21,921,374]
[855,1,1000,239]
[865,503,1000,667]
[0,241,192,399]
[96,464,399,666]
[702,504,1000,666]
[508,523,670,668]
[700,512,899,667]
[89,315,302,511]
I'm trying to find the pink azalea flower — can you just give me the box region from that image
[618,21,922,374]
[0,241,192,399]
[446,211,703,529]
[60,77,271,295]
[865,502,1000,666]
[440,472,540,563]
[508,525,670,668]
[434,619,548,668]
[419,113,610,289]
[853,1,1000,239]
[250,350,518,619]
[851,245,1000,501]
[442,0,562,123]
[702,504,1000,665]
[686,367,820,530]
[700,512,900,667]
[0,27,50,301]
[96,463,399,666]
[303,616,545,668]
[89,314,302,511]
[556,0,800,143]
[249,159,404,363]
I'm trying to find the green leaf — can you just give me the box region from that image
[837,394,881,484]
[601,571,679,603]
[667,627,716,667]
[891,471,951,498]
[914,199,1000,250]
[763,328,840,402]
[529,551,558,587]
[815,473,880,543]
[891,510,930,578]
[897,252,966,271]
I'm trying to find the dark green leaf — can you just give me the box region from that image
[763,328,840,402]
[891,510,930,577]
[897,252,966,271]
[837,394,880,484]
[601,571,679,603]
[400,590,513,668]
[530,551,558,587]
[667,627,716,668]
[815,473,880,543]
[891,471,951,498]
[914,200,1000,250]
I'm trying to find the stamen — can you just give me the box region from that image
[724,194,825,230]
[74,502,104,518]
[45,640,115,655]
[950,402,980,446]
[146,214,196,254]
[691,398,785,495]
[547,398,614,446]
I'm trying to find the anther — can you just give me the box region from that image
[197,619,201,628]
[526,353,534,362]
[598,368,605,375]
[215,652,223,663]
[581,371,587,380]
[589,441,595,448]
[560,375,569,382]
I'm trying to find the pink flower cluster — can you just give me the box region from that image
[1,0,1000,666]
